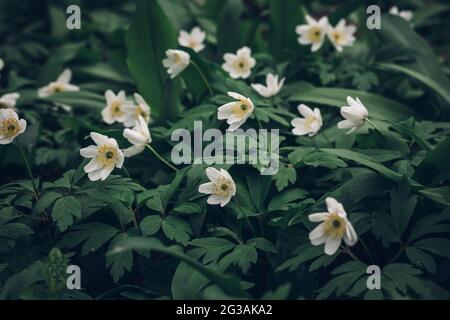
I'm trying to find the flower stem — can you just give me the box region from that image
[359,238,375,264]
[234,197,257,237]
[190,60,214,97]
[18,144,38,198]
[146,144,179,172]
[344,245,363,263]
[122,165,132,179]
[366,118,380,132]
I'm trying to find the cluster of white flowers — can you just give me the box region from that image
[389,6,413,21]
[79,90,153,181]
[101,90,151,127]
[296,15,356,53]
[291,97,369,137]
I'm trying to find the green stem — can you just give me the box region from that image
[366,118,380,132]
[146,145,179,172]
[344,245,363,263]
[130,207,138,229]
[234,198,257,237]
[18,144,38,198]
[190,61,213,97]
[122,165,132,179]
[321,131,332,146]
[359,238,375,264]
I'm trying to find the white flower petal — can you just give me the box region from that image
[324,237,341,255]
[80,145,98,158]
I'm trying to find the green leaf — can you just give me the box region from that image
[217,0,244,55]
[329,0,364,24]
[44,91,105,110]
[106,233,133,282]
[276,244,324,272]
[383,263,430,297]
[413,137,450,186]
[317,261,367,299]
[268,0,304,60]
[125,0,179,121]
[220,243,258,273]
[273,165,297,191]
[267,188,307,211]
[51,196,82,232]
[172,202,202,215]
[377,15,450,113]
[57,223,119,255]
[321,148,404,183]
[245,170,272,211]
[109,237,249,298]
[419,187,450,206]
[161,216,192,245]
[288,82,418,120]
[406,247,436,274]
[190,237,236,264]
[0,220,34,239]
[376,63,450,106]
[413,238,450,259]
[390,178,418,236]
[140,215,162,236]
[33,192,62,215]
[171,262,210,300]
[247,238,276,253]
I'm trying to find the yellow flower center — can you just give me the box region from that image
[110,101,123,117]
[308,27,322,42]
[97,145,118,166]
[174,53,182,63]
[134,105,148,119]
[188,40,197,49]
[212,177,233,197]
[323,213,347,238]
[304,115,316,129]
[232,100,250,118]
[53,83,65,93]
[235,59,246,70]
[0,118,20,138]
[331,31,344,44]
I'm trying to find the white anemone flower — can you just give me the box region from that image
[291,104,323,137]
[217,92,254,131]
[122,93,151,127]
[0,109,27,145]
[337,96,369,134]
[309,197,358,255]
[198,167,236,207]
[37,69,79,97]
[178,27,206,52]
[123,115,152,158]
[101,90,133,125]
[389,6,413,21]
[0,93,20,110]
[162,49,191,79]
[327,19,356,52]
[251,73,285,98]
[295,15,330,52]
[222,46,256,79]
[80,132,124,181]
